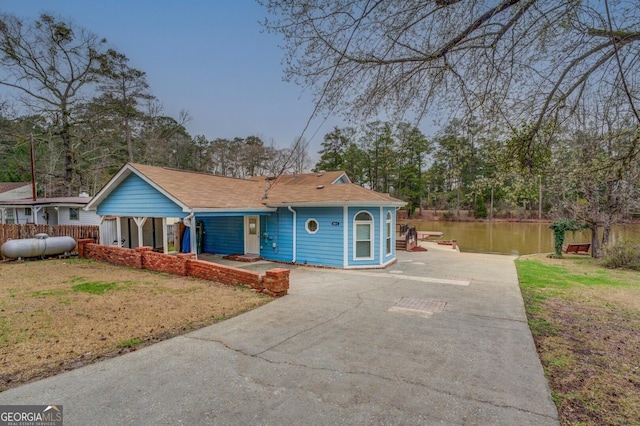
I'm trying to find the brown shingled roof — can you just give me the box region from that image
[0,197,92,206]
[129,163,267,209]
[0,182,30,194]
[92,163,404,211]
[264,172,404,206]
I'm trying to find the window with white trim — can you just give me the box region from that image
[25,208,32,216]
[354,211,373,259]
[305,218,319,234]
[5,209,15,224]
[385,211,392,255]
[69,208,79,221]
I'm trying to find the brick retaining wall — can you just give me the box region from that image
[77,239,289,297]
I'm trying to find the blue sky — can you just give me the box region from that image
[0,0,345,158]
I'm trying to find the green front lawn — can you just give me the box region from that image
[516,255,640,426]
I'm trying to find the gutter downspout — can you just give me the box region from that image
[287,205,296,263]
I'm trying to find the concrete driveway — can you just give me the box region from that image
[0,243,559,425]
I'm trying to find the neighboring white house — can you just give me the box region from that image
[0,182,32,201]
[0,194,100,226]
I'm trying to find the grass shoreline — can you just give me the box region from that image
[516,254,640,425]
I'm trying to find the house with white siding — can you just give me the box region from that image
[85,163,406,269]
[0,195,100,226]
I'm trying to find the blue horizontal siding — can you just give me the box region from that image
[261,206,395,268]
[199,216,244,255]
[261,209,293,262]
[97,174,185,217]
[295,207,344,268]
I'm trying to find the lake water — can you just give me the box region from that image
[408,221,640,255]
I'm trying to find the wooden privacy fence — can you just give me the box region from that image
[0,224,100,253]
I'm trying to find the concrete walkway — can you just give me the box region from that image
[0,243,559,425]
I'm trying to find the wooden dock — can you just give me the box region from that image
[417,231,443,240]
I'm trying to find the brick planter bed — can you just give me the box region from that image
[77,239,289,297]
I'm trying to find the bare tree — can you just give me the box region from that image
[287,135,312,174]
[0,13,109,194]
[261,0,640,167]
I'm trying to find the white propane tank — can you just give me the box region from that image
[0,234,77,259]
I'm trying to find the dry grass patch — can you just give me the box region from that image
[0,258,272,391]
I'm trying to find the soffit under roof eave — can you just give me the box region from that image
[190,207,277,213]
[264,201,406,208]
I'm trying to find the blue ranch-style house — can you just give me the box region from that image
[85,163,406,269]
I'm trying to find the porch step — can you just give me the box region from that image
[396,239,417,252]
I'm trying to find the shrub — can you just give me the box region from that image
[601,240,640,271]
[474,196,488,219]
[442,211,455,220]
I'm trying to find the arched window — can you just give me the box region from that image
[354,211,373,259]
[385,211,392,255]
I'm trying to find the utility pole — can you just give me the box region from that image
[30,133,37,201]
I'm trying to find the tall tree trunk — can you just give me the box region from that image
[601,216,612,254]
[490,186,494,221]
[62,115,73,196]
[590,222,601,258]
[456,182,461,218]
[434,192,437,216]
[125,116,133,162]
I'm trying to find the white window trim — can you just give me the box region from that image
[353,210,374,260]
[305,218,319,234]
[385,211,392,256]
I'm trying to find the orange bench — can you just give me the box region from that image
[564,243,590,255]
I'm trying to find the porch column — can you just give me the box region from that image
[133,217,148,248]
[33,206,42,226]
[190,219,197,258]
[0,208,4,225]
[162,217,168,254]
[116,217,122,247]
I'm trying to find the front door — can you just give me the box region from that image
[244,216,260,255]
